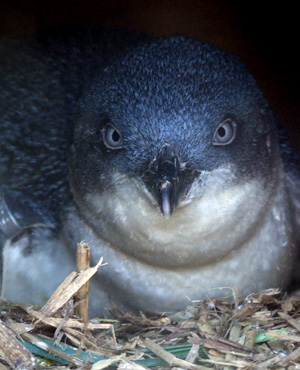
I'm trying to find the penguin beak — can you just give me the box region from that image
[160,181,173,219]
[143,145,197,219]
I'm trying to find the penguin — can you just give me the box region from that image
[1,28,299,315]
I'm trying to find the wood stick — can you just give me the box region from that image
[75,242,91,321]
[41,257,105,318]
[0,320,38,369]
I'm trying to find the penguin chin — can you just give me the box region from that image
[80,164,274,268]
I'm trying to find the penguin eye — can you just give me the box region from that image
[102,123,123,149]
[212,118,236,146]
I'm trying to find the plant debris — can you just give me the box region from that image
[0,246,300,369]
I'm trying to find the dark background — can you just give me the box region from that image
[1,0,299,154]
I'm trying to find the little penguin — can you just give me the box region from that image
[0,28,299,316]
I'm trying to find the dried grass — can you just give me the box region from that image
[0,244,299,369]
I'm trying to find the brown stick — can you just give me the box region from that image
[0,320,38,369]
[75,241,91,321]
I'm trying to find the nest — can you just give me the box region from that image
[0,243,300,369]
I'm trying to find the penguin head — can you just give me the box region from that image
[70,36,278,213]
[68,36,280,266]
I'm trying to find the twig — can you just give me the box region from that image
[143,338,211,370]
[41,257,106,317]
[0,320,39,369]
[75,241,91,322]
